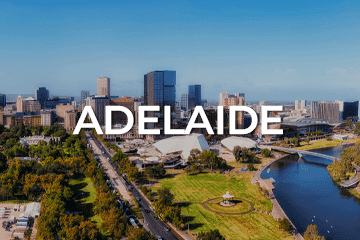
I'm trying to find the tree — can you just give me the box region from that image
[247,163,255,171]
[0,152,7,174]
[197,229,225,240]
[291,137,300,147]
[126,226,156,240]
[303,224,325,240]
[234,147,256,163]
[0,124,4,134]
[163,206,183,228]
[261,149,272,158]
[157,187,174,207]
[277,218,293,233]
[354,122,360,135]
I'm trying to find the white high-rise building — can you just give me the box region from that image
[295,100,306,110]
[219,92,230,106]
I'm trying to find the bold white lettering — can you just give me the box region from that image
[217,106,224,135]
[229,106,257,134]
[185,106,214,134]
[261,106,283,135]
[138,106,160,135]
[73,106,103,134]
[105,106,134,135]
[164,106,186,134]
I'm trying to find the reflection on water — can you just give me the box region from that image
[261,144,360,240]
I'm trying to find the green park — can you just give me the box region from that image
[152,172,294,240]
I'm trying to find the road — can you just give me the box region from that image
[86,132,133,202]
[86,132,179,240]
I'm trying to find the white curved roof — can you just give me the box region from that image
[153,134,209,159]
[221,137,256,151]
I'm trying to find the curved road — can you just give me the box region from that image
[86,132,179,240]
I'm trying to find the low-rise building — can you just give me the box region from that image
[19,135,60,146]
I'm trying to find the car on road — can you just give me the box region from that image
[136,197,141,201]
[145,209,150,213]
[156,236,163,240]
[164,226,170,232]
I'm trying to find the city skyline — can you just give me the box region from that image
[1,1,360,101]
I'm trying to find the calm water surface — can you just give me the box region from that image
[261,145,360,240]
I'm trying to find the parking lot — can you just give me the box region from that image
[0,203,29,240]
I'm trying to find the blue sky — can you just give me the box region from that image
[1,0,360,101]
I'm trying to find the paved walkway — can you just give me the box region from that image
[199,197,255,215]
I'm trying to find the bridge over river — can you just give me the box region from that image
[260,145,359,188]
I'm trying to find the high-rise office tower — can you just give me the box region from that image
[86,95,110,126]
[335,100,359,122]
[35,87,49,108]
[81,91,90,105]
[0,94,6,107]
[144,70,176,107]
[220,93,245,129]
[311,101,340,123]
[97,77,110,97]
[295,100,306,110]
[219,92,230,106]
[188,85,201,109]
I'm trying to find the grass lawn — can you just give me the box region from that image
[69,177,102,227]
[295,138,357,150]
[154,173,293,240]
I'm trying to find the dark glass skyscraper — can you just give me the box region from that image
[35,87,49,108]
[343,101,359,122]
[144,70,176,107]
[188,85,201,109]
[0,94,6,107]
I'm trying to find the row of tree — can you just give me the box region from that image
[186,149,227,174]
[327,140,360,181]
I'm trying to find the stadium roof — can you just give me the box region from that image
[153,134,209,159]
[221,137,256,151]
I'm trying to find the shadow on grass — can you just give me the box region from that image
[164,172,182,179]
[231,199,243,204]
[188,222,204,231]
[69,178,95,219]
[71,181,88,195]
[174,201,192,208]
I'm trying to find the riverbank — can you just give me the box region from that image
[252,154,303,240]
[294,138,357,151]
[259,142,360,239]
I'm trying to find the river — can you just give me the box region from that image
[261,145,360,240]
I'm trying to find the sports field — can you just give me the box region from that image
[155,173,294,240]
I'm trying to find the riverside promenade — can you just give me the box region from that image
[252,154,304,240]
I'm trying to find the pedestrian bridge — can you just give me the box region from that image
[260,145,359,188]
[261,146,338,162]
